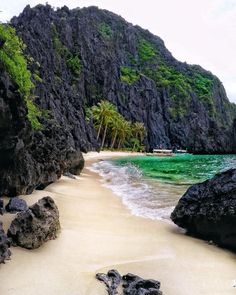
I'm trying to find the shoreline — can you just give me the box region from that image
[0,151,236,294]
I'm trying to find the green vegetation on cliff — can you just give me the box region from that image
[120,66,140,84]
[99,22,112,39]
[0,24,41,129]
[138,38,156,62]
[124,37,215,118]
[67,55,81,76]
[88,100,146,151]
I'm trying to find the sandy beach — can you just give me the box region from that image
[0,151,236,295]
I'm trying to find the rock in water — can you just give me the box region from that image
[5,197,28,213]
[0,222,11,263]
[171,169,236,251]
[7,196,60,249]
[96,270,162,295]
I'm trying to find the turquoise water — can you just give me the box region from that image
[113,154,236,185]
[90,154,236,220]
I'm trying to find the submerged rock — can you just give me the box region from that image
[0,222,11,263]
[96,270,162,295]
[5,197,28,213]
[7,196,60,249]
[171,169,236,251]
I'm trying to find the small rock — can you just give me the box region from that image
[0,222,11,263]
[123,273,162,295]
[96,270,162,295]
[63,172,76,179]
[7,196,60,249]
[5,197,28,213]
[0,199,4,215]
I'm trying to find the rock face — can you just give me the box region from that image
[0,56,95,197]
[7,196,60,249]
[171,169,236,251]
[12,4,236,154]
[0,4,235,196]
[0,222,11,263]
[96,270,162,295]
[5,197,28,213]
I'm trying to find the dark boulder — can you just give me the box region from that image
[5,197,28,213]
[171,169,236,250]
[7,196,60,249]
[96,270,162,295]
[0,222,11,263]
[0,198,4,215]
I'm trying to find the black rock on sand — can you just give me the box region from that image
[7,196,60,249]
[171,169,236,251]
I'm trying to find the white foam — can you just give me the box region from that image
[88,160,182,220]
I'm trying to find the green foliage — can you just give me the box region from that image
[33,73,43,83]
[26,98,42,129]
[99,22,112,39]
[67,55,81,76]
[120,66,140,84]
[0,24,41,129]
[192,73,213,99]
[138,38,156,62]
[89,100,146,151]
[52,25,70,57]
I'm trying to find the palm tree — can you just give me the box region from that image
[91,100,117,149]
[110,113,123,149]
[117,119,132,149]
[132,122,146,143]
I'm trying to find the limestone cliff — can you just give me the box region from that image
[0,4,235,196]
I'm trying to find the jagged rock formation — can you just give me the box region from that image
[0,222,11,263]
[0,57,96,197]
[171,169,236,251]
[0,4,235,196]
[96,270,163,295]
[7,196,60,249]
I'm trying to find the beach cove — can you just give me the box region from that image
[0,151,236,295]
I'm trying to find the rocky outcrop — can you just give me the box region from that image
[5,197,28,213]
[0,222,11,263]
[0,63,94,197]
[171,169,236,251]
[96,270,163,295]
[7,196,60,249]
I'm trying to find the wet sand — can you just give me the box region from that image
[0,151,236,295]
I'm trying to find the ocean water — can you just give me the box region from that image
[89,154,236,220]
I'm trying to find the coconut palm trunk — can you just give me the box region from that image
[96,121,104,140]
[111,131,118,149]
[101,123,108,149]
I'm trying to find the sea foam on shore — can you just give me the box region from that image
[88,160,187,220]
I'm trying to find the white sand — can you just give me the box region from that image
[0,151,236,295]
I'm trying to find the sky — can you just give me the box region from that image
[1,0,236,103]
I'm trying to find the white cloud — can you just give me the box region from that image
[0,0,236,103]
